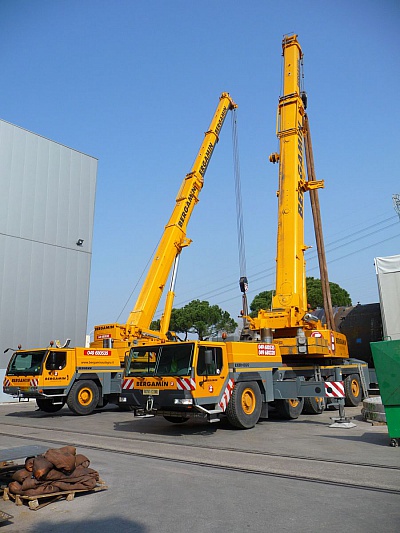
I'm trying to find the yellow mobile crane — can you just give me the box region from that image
[3,93,237,415]
[90,92,237,357]
[243,34,369,414]
[119,35,369,427]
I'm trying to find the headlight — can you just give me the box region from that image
[174,398,193,405]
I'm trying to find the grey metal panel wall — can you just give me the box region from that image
[0,120,97,378]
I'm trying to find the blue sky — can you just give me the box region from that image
[1,0,399,335]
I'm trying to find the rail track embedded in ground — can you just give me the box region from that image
[1,423,399,496]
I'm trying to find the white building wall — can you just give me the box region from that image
[0,120,97,401]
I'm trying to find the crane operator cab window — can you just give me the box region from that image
[196,346,223,376]
[7,351,46,375]
[127,348,157,376]
[126,344,193,377]
[155,344,193,376]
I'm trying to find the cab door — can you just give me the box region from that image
[42,351,71,388]
[193,345,227,402]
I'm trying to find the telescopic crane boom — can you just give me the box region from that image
[92,93,237,356]
[246,34,348,359]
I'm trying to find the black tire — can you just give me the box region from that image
[226,381,262,429]
[344,374,362,407]
[67,380,100,415]
[303,396,325,414]
[36,398,65,413]
[163,415,189,424]
[275,397,304,419]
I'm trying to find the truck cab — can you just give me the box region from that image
[120,341,229,421]
[3,347,123,415]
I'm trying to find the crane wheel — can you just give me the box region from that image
[67,380,100,415]
[275,397,304,419]
[36,398,65,413]
[344,374,362,407]
[303,377,326,415]
[226,381,262,429]
[303,395,325,415]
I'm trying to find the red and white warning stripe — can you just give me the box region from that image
[3,378,11,387]
[30,378,38,387]
[176,377,196,391]
[122,378,135,390]
[325,381,345,398]
[219,379,235,411]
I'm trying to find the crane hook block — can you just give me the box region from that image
[269,152,280,164]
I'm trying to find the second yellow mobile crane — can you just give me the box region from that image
[3,93,237,415]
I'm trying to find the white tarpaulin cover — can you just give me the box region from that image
[375,255,400,341]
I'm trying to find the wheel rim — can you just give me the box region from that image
[351,379,360,397]
[78,387,93,406]
[241,388,256,415]
[289,398,300,408]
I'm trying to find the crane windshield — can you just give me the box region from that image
[126,343,194,377]
[7,351,46,376]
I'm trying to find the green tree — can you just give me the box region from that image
[250,277,351,315]
[150,318,160,331]
[306,277,351,309]
[150,306,192,337]
[151,300,237,340]
[249,290,273,317]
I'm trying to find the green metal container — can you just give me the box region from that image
[370,339,400,445]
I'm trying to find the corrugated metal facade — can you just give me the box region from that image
[0,120,97,389]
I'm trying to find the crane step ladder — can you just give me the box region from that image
[357,363,369,399]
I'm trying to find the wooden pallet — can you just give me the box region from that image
[2,480,108,510]
[0,464,20,498]
[0,509,14,523]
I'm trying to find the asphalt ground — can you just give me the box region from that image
[0,401,399,532]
